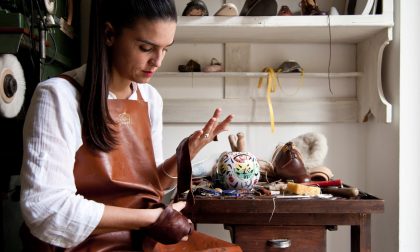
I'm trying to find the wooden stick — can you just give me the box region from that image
[236,132,246,152]
[228,134,238,152]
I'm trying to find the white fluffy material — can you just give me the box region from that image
[291,132,328,169]
[0,54,26,118]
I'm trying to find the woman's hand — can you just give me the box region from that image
[171,201,190,241]
[188,108,234,159]
[145,201,192,244]
[172,201,187,212]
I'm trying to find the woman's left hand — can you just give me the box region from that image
[188,108,234,159]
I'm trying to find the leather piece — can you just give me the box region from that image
[272,142,311,183]
[309,166,334,181]
[144,203,192,245]
[143,230,243,252]
[174,137,195,218]
[240,0,277,16]
[142,133,243,251]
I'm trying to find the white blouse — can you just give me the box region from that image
[19,65,164,248]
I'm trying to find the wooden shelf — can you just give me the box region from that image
[155,72,363,78]
[163,97,358,123]
[175,15,394,43]
[166,10,394,123]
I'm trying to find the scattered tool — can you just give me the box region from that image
[302,179,342,187]
[321,187,359,198]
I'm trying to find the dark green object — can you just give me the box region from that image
[0,9,80,72]
[276,60,304,73]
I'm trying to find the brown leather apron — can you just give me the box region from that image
[21,76,163,251]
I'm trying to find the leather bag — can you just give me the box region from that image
[240,0,278,16]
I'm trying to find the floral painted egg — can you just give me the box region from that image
[215,152,260,190]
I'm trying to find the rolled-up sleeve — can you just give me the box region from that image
[20,80,104,248]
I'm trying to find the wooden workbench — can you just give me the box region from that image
[188,192,384,252]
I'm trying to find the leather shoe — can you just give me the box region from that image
[215,3,239,16]
[182,0,209,16]
[178,59,201,72]
[272,142,311,183]
[240,0,278,16]
[278,5,293,16]
[203,58,224,72]
[300,0,327,15]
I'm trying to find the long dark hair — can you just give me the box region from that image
[82,0,177,152]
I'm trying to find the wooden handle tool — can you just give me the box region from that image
[322,187,359,198]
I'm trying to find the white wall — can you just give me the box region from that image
[364,0,400,251]
[399,1,420,251]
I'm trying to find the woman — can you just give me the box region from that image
[19,0,233,250]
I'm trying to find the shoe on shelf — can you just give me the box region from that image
[240,0,278,16]
[300,0,327,15]
[178,59,201,72]
[182,0,209,16]
[214,3,239,16]
[276,60,304,73]
[278,5,293,16]
[329,6,340,15]
[203,58,224,72]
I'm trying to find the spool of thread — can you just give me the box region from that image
[0,54,26,118]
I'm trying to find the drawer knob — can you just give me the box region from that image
[267,239,291,248]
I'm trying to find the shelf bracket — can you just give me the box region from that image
[357,27,393,123]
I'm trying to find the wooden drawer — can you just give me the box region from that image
[230,225,326,252]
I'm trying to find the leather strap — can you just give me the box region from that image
[174,137,195,217]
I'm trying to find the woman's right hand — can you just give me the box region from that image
[171,201,187,212]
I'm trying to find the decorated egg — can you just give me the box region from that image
[215,152,260,190]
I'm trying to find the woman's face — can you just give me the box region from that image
[107,18,176,84]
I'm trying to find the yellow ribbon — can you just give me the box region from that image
[258,67,278,133]
[258,66,305,132]
[276,69,305,96]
